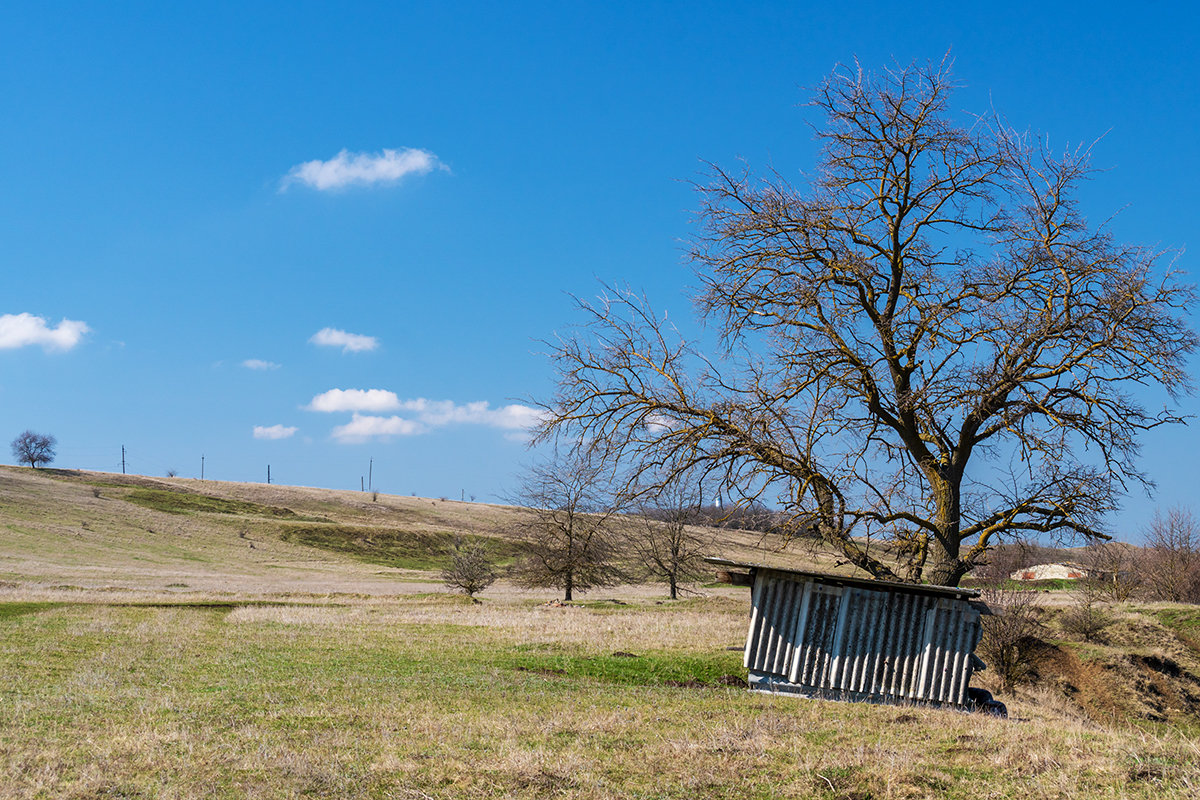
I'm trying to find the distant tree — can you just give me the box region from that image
[1078,540,1143,602]
[10,430,55,469]
[626,474,716,599]
[441,537,498,599]
[1141,508,1200,603]
[508,450,626,601]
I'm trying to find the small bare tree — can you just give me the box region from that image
[1078,540,1143,601]
[441,537,498,599]
[508,451,626,601]
[626,474,716,599]
[10,430,56,469]
[1141,508,1200,603]
[1059,581,1113,643]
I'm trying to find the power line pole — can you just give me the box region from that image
[121,445,126,475]
[201,455,205,480]
[267,465,271,485]
[368,458,373,492]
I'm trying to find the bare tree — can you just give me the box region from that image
[441,536,498,599]
[11,430,56,469]
[1078,540,1143,601]
[537,57,1195,587]
[626,474,716,599]
[508,451,626,601]
[1141,508,1200,603]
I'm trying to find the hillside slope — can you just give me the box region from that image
[0,465,818,596]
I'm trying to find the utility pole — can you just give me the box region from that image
[360,476,364,492]
[121,445,126,475]
[201,455,205,480]
[267,465,271,485]
[368,458,373,492]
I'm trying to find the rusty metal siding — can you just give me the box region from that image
[743,568,982,708]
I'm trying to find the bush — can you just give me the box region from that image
[442,537,498,599]
[979,588,1049,692]
[1059,585,1113,643]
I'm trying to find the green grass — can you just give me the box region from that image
[502,647,744,687]
[2,596,1196,799]
[0,601,64,620]
[962,577,1080,591]
[120,487,324,520]
[279,523,521,570]
[1152,607,1200,633]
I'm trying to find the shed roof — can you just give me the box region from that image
[705,556,981,600]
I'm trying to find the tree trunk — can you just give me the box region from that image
[669,575,677,600]
[924,545,967,587]
[564,572,573,602]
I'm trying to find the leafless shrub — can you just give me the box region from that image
[371,490,379,502]
[441,537,498,599]
[165,469,178,478]
[1058,583,1113,643]
[979,588,1049,692]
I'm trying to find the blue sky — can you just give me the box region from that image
[2,2,1197,539]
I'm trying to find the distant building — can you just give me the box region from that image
[1010,563,1087,581]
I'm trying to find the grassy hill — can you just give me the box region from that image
[1,465,1199,798]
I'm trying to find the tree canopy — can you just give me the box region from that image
[11,430,56,469]
[537,58,1195,587]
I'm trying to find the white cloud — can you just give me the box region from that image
[0,313,89,351]
[281,147,444,191]
[331,413,425,443]
[253,424,298,440]
[644,413,678,433]
[309,327,378,353]
[398,398,546,430]
[327,397,545,443]
[308,388,401,413]
[243,359,281,370]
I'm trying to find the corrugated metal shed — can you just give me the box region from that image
[709,557,989,710]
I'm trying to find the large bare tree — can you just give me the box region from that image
[537,59,1195,587]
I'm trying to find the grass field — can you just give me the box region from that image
[1,466,1198,798]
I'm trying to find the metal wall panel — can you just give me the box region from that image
[743,569,982,708]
